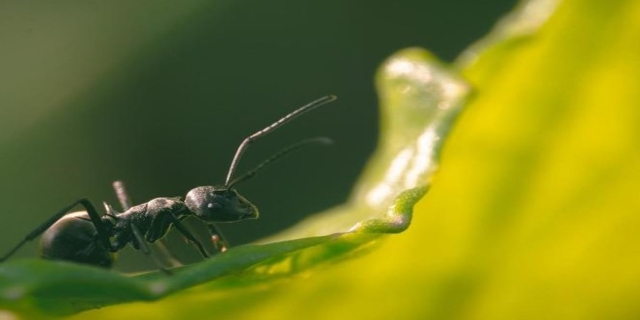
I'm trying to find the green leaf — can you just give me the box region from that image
[0,48,468,317]
[4,0,639,318]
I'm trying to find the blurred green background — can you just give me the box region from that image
[0,0,514,271]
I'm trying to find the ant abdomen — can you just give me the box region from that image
[40,212,114,268]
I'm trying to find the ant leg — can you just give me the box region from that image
[207,224,230,252]
[153,241,184,268]
[112,180,133,211]
[170,215,210,258]
[0,198,110,262]
[130,223,172,275]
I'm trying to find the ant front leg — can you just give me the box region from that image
[0,198,110,262]
[207,224,230,252]
[170,216,210,258]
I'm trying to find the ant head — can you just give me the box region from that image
[184,96,335,224]
[185,186,259,223]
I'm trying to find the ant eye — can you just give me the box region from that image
[207,202,222,210]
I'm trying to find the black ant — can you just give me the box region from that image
[0,95,337,273]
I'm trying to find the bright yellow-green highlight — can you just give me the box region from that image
[77,0,640,319]
[6,0,640,318]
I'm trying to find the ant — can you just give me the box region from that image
[0,95,337,273]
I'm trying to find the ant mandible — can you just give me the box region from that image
[0,95,337,273]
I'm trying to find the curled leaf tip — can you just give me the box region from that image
[354,48,470,214]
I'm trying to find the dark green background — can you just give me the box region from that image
[0,0,513,271]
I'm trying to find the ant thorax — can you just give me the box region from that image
[110,197,189,250]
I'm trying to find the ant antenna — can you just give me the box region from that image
[226,137,333,188]
[224,95,337,186]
